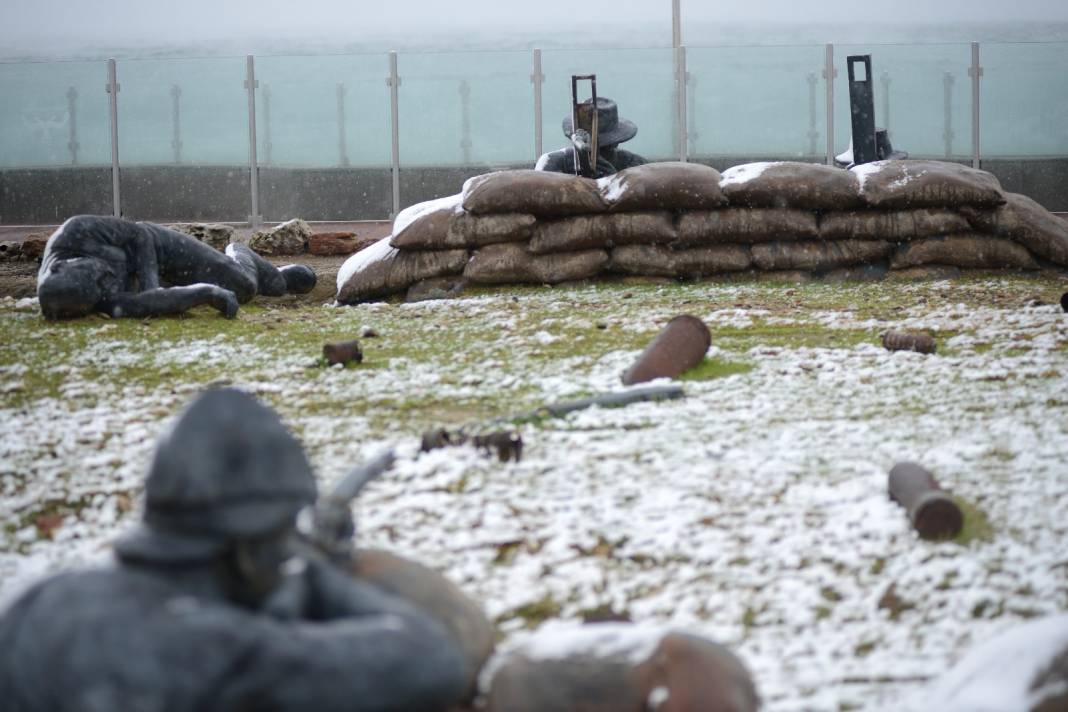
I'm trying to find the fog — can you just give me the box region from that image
[3,0,1068,56]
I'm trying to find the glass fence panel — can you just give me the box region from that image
[115,56,249,222]
[0,60,111,168]
[834,44,972,160]
[981,42,1068,157]
[0,60,114,223]
[540,48,676,162]
[255,54,391,220]
[687,45,826,160]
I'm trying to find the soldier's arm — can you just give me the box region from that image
[132,228,161,291]
[99,285,238,319]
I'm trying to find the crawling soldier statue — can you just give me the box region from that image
[36,215,317,320]
[0,388,469,711]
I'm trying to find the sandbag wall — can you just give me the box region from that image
[335,161,1068,303]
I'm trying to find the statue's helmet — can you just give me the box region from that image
[114,388,317,564]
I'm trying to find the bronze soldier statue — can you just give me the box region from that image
[535,97,647,178]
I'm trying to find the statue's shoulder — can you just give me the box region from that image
[535,148,574,173]
[613,149,648,169]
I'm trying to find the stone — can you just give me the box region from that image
[853,160,1005,209]
[166,223,235,251]
[482,624,759,712]
[0,241,23,261]
[599,162,727,212]
[249,218,311,256]
[406,277,467,303]
[307,232,362,256]
[720,161,863,211]
[462,170,607,216]
[21,232,51,260]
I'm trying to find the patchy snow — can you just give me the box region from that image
[1,278,1067,711]
[648,685,670,709]
[720,162,781,188]
[598,174,628,204]
[335,235,396,291]
[850,160,929,192]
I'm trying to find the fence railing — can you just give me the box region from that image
[1,41,1066,224]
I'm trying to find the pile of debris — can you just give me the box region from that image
[335,160,1068,303]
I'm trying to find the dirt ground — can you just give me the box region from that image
[0,220,390,301]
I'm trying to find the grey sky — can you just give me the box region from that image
[3,0,1067,50]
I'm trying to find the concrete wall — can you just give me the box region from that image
[2,158,1066,225]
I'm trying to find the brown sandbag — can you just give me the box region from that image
[335,236,469,303]
[890,233,1039,270]
[853,160,1005,209]
[720,161,863,211]
[462,170,606,216]
[529,212,676,254]
[449,212,536,248]
[465,242,608,284]
[391,194,536,250]
[483,624,760,712]
[390,194,461,249]
[819,208,971,241]
[599,161,727,212]
[676,208,818,247]
[961,192,1068,266]
[751,239,893,271]
[609,244,751,279]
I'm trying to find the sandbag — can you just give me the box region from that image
[819,208,971,241]
[529,212,675,254]
[720,161,862,211]
[853,160,1005,209]
[676,208,818,247]
[751,239,893,271]
[482,624,760,712]
[336,236,469,303]
[609,244,751,279]
[448,213,536,248]
[464,243,607,284]
[390,194,461,249]
[462,170,606,216]
[598,162,727,212]
[961,192,1068,266]
[890,233,1039,270]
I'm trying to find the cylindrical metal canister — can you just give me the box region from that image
[621,315,711,386]
[323,339,363,366]
[1060,292,1067,313]
[888,462,963,540]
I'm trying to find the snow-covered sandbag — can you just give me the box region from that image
[889,234,1039,270]
[529,212,675,254]
[390,194,536,250]
[464,243,607,284]
[819,208,971,241]
[751,239,894,271]
[720,161,862,211]
[598,162,727,212]
[462,170,606,216]
[335,235,468,303]
[481,623,759,712]
[609,244,751,278]
[961,192,1068,266]
[917,614,1068,712]
[853,160,1005,209]
[676,208,818,247]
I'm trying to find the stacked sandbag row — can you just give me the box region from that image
[335,160,1068,302]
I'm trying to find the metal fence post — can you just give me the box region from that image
[807,72,818,156]
[823,43,836,166]
[171,84,182,164]
[66,87,79,166]
[106,58,120,217]
[687,71,698,156]
[531,48,544,160]
[943,71,955,158]
[263,84,273,165]
[387,50,401,218]
[672,0,681,49]
[244,55,261,227]
[459,80,472,164]
[880,70,891,138]
[676,45,688,162]
[337,82,350,167]
[969,41,982,168]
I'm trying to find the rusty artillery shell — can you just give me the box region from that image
[888,462,963,540]
[323,339,363,366]
[1061,292,1067,313]
[621,314,711,386]
[882,330,937,355]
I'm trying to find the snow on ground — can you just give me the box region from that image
[1,279,1066,711]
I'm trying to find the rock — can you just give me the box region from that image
[307,231,361,256]
[406,277,466,303]
[21,232,51,260]
[0,241,23,261]
[482,624,760,712]
[249,218,311,256]
[167,223,234,251]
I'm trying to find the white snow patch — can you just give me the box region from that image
[720,162,780,188]
[335,235,396,291]
[391,193,462,242]
[648,685,670,709]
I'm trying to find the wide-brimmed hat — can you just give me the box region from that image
[562,97,638,147]
[114,388,317,564]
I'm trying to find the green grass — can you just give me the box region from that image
[679,357,755,381]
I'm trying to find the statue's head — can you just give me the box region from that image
[115,388,317,603]
[37,257,116,319]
